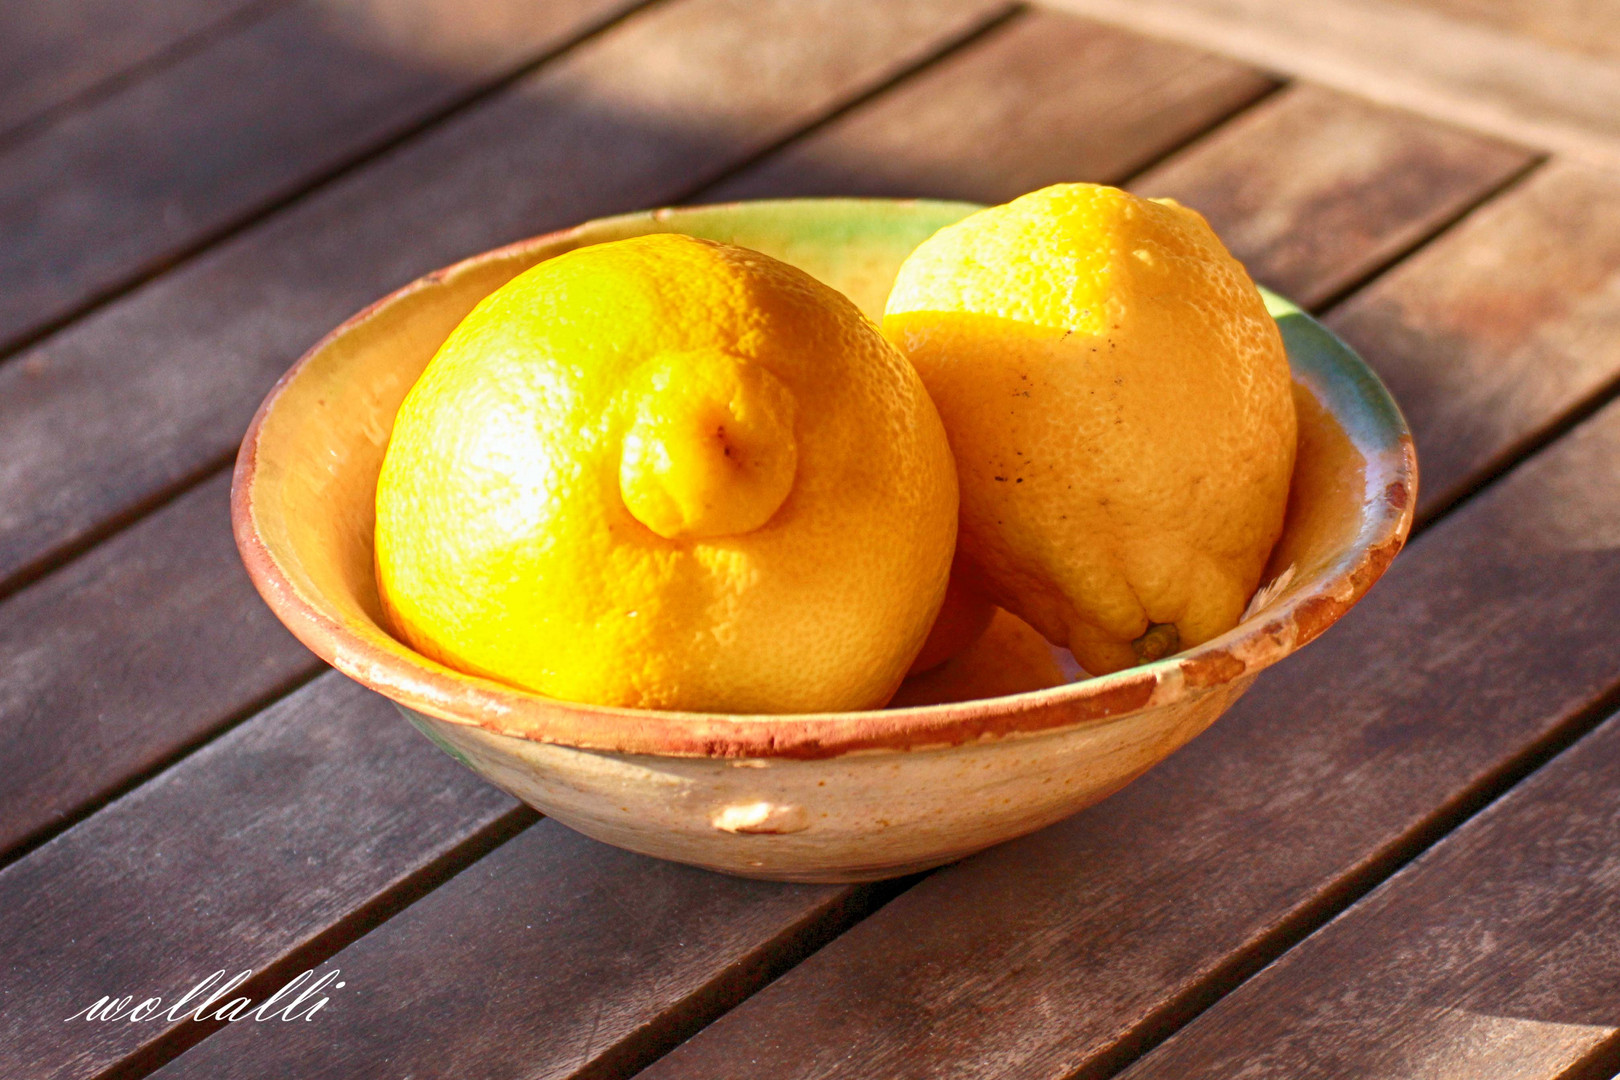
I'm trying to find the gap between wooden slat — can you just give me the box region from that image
[1044,0,1620,173]
[0,448,233,609]
[491,871,919,1080]
[98,803,539,1080]
[1091,81,1291,198]
[0,0,290,148]
[0,660,325,873]
[1560,1034,1620,1080]
[658,3,1030,208]
[1402,346,1620,533]
[683,13,1288,210]
[1057,677,1620,1080]
[0,0,663,367]
[1302,154,1546,315]
[1108,708,1620,1079]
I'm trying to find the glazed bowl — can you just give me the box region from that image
[232,198,1416,883]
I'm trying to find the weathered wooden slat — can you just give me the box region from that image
[0,0,273,137]
[0,0,648,357]
[149,822,880,1080]
[1405,0,1620,64]
[634,358,1620,1080]
[1128,82,1535,308]
[0,0,1010,596]
[1119,705,1620,1080]
[0,472,320,862]
[0,673,523,1080]
[1327,160,1620,519]
[704,7,1276,204]
[1045,0,1620,168]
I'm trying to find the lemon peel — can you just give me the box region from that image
[376,232,957,713]
[617,349,798,540]
[884,183,1296,675]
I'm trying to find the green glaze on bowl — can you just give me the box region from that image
[233,198,1416,882]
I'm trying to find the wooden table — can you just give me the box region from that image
[5,2,1620,1077]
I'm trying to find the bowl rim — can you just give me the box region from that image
[232,197,1417,760]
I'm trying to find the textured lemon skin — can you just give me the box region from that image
[376,234,958,713]
[884,184,1296,675]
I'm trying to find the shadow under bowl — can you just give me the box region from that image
[232,198,1417,883]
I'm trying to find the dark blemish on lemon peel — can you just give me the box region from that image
[1133,623,1180,664]
[715,424,735,459]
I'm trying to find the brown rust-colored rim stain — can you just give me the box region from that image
[231,201,1417,762]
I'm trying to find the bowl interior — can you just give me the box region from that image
[235,198,1414,755]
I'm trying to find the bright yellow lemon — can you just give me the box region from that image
[377,233,958,712]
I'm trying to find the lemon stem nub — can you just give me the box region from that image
[1132,622,1180,664]
[619,350,798,540]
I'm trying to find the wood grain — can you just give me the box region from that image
[150,822,879,1080]
[704,7,1275,204]
[0,472,320,862]
[0,0,275,137]
[1046,0,1620,169]
[0,673,521,1080]
[0,0,1010,594]
[1119,704,1620,1080]
[1128,82,1534,308]
[1403,0,1620,65]
[1327,159,1620,519]
[0,0,647,356]
[634,368,1620,1078]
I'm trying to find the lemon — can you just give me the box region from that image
[376,233,958,713]
[884,184,1296,675]
[907,554,995,674]
[890,608,1068,708]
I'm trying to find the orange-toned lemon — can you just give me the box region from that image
[885,183,1296,674]
[890,608,1070,708]
[908,554,996,675]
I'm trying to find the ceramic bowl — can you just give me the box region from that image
[233,198,1416,883]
